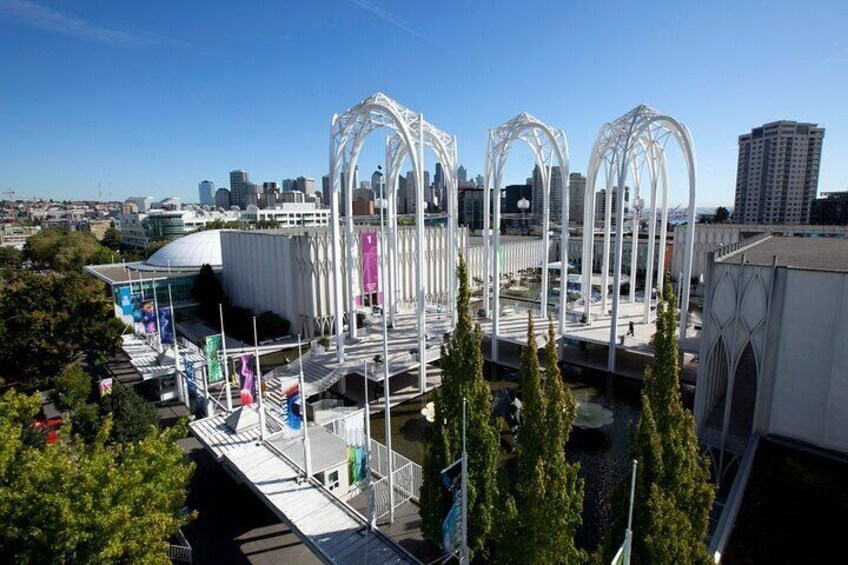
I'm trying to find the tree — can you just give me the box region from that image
[23,228,113,271]
[714,206,730,223]
[192,263,226,323]
[0,390,195,563]
[53,363,92,410]
[101,227,123,251]
[101,381,160,444]
[420,255,499,557]
[0,246,21,268]
[496,318,584,564]
[0,271,122,390]
[624,282,715,564]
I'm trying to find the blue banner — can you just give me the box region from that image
[183,358,196,391]
[119,286,133,315]
[442,492,462,555]
[159,307,174,345]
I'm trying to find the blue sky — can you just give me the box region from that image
[1,0,846,207]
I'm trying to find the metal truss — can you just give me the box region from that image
[580,105,697,372]
[328,93,457,392]
[482,112,570,363]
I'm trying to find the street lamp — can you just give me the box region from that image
[517,197,530,233]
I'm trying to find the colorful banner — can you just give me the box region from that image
[99,378,113,397]
[348,446,367,484]
[279,377,303,434]
[205,334,223,384]
[237,353,256,406]
[158,307,174,345]
[361,231,379,295]
[130,295,157,334]
[183,358,196,392]
[442,492,462,555]
[119,286,133,315]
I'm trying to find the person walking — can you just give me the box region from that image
[627,320,635,337]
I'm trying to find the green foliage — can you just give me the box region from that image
[624,282,715,565]
[144,239,168,257]
[101,227,123,251]
[23,228,112,271]
[70,402,101,444]
[0,390,195,563]
[496,318,584,564]
[0,246,21,268]
[101,382,160,444]
[0,271,123,390]
[53,364,92,410]
[192,263,227,321]
[714,206,730,223]
[420,255,499,557]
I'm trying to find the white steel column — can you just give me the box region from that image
[643,154,659,324]
[344,156,358,341]
[608,134,633,372]
[416,114,427,393]
[656,157,670,300]
[629,173,641,303]
[329,114,346,362]
[482,132,493,317]
[540,165,551,319]
[559,139,571,335]
[581,151,599,320]
[449,135,459,327]
[491,162,502,363]
[600,164,614,315]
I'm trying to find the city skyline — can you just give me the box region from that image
[1,1,847,206]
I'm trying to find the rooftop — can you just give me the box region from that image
[718,236,848,272]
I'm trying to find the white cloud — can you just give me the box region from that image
[348,0,427,41]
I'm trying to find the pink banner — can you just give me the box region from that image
[361,232,379,296]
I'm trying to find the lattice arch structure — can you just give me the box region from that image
[580,105,697,371]
[328,92,457,391]
[482,112,570,363]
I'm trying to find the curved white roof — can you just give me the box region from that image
[139,229,224,271]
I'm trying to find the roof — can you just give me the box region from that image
[718,236,848,272]
[84,262,193,285]
[138,229,226,271]
[269,425,349,474]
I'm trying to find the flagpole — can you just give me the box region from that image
[460,397,469,565]
[363,361,375,531]
[623,459,638,565]
[152,279,162,352]
[253,316,266,441]
[379,183,395,524]
[168,285,185,407]
[298,335,312,478]
[219,303,232,412]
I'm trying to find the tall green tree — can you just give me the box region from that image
[23,228,112,271]
[497,318,584,563]
[101,227,123,251]
[420,255,498,557]
[0,390,195,563]
[626,282,715,564]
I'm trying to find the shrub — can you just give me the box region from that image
[53,364,91,410]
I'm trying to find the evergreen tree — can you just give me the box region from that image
[626,281,715,564]
[497,318,584,564]
[420,255,498,557]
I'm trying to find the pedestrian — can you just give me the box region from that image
[627,321,635,337]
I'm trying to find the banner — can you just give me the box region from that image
[361,231,379,295]
[183,358,196,392]
[119,287,133,315]
[205,334,223,384]
[237,353,256,406]
[442,492,462,555]
[130,295,157,334]
[99,378,113,397]
[279,377,302,434]
[159,307,174,345]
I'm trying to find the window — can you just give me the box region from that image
[327,470,340,491]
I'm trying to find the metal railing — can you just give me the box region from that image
[714,232,771,261]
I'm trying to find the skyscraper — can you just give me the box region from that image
[297,176,316,195]
[569,172,586,224]
[531,165,565,224]
[229,170,250,209]
[214,188,231,209]
[198,180,215,206]
[734,120,825,224]
[457,165,467,185]
[371,168,384,198]
[282,178,297,192]
[475,174,484,188]
[594,186,629,224]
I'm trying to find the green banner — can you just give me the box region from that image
[205,334,223,384]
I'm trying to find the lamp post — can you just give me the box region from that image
[517,196,530,233]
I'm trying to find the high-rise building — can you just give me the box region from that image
[434,163,444,189]
[475,174,484,188]
[230,170,250,209]
[531,165,565,224]
[734,120,825,224]
[214,188,231,209]
[811,191,848,226]
[397,174,408,214]
[371,169,384,198]
[569,172,586,224]
[322,175,330,202]
[198,180,215,206]
[282,178,297,192]
[457,165,467,185]
[297,176,315,195]
[503,184,532,214]
[594,186,629,224]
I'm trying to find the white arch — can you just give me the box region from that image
[580,105,697,372]
[329,93,455,392]
[483,112,570,363]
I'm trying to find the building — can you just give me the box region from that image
[281,191,306,204]
[238,202,330,228]
[457,165,467,185]
[158,197,182,211]
[198,181,215,206]
[459,188,486,232]
[531,165,565,225]
[214,188,231,209]
[126,196,153,212]
[569,172,586,224]
[120,208,240,248]
[695,236,848,456]
[811,191,848,226]
[503,184,532,214]
[594,186,629,224]
[79,219,111,240]
[282,178,297,192]
[297,177,316,195]
[734,120,825,224]
[475,174,484,188]
[371,169,384,198]
[230,170,251,209]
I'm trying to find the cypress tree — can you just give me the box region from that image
[497,317,585,563]
[627,281,715,564]
[420,255,499,557]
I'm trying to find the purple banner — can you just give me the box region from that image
[361,231,379,295]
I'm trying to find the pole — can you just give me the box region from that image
[460,397,469,565]
[380,181,395,524]
[253,316,266,441]
[298,335,312,478]
[219,303,233,411]
[363,362,375,530]
[168,285,185,407]
[623,459,638,565]
[152,279,162,352]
